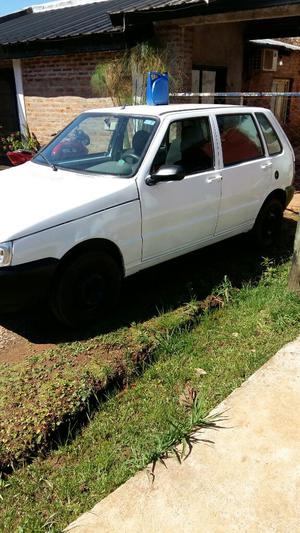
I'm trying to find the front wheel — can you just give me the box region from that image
[252,198,284,248]
[51,250,121,327]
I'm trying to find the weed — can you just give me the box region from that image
[214,274,233,304]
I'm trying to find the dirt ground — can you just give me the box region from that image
[0,324,55,364]
[0,193,299,366]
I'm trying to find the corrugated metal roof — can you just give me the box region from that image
[2,0,296,48]
[0,0,143,45]
[111,0,208,15]
[110,0,300,27]
[250,38,300,51]
[0,0,210,46]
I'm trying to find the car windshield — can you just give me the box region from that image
[33,113,159,177]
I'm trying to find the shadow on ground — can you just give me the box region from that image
[0,215,296,346]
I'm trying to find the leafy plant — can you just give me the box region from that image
[214,275,234,304]
[91,40,183,105]
[0,125,40,153]
[261,257,277,286]
[91,56,132,106]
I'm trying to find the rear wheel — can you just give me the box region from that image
[51,250,121,327]
[253,198,283,248]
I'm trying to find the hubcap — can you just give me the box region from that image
[80,273,105,308]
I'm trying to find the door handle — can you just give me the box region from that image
[261,162,272,170]
[206,174,222,184]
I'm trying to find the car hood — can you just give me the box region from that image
[0,162,139,242]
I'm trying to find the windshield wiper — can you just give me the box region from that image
[38,151,58,172]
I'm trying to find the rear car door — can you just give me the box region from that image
[214,112,271,235]
[255,111,294,190]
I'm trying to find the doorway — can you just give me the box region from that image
[192,66,227,103]
[271,78,290,123]
[0,68,19,136]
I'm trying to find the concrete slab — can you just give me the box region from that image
[287,191,300,215]
[66,338,300,533]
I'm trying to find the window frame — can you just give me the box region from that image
[33,112,160,178]
[151,114,216,176]
[255,112,283,157]
[216,112,266,168]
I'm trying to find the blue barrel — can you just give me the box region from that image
[146,72,169,105]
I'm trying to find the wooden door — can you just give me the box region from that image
[271,79,290,123]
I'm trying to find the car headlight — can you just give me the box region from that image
[0,242,13,267]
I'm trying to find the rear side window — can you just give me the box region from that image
[255,113,282,156]
[152,116,214,174]
[217,114,264,167]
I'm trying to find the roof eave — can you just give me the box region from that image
[0,24,153,58]
[110,0,300,27]
[0,34,124,59]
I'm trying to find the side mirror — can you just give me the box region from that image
[146,165,185,186]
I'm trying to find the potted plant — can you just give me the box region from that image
[0,126,40,166]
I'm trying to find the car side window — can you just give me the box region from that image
[255,113,282,156]
[152,116,214,174]
[217,113,264,167]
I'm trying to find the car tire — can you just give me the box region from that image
[252,197,283,248]
[51,250,121,327]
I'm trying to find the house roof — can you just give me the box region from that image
[110,0,300,25]
[111,0,209,16]
[1,0,300,50]
[0,0,209,45]
[250,38,300,51]
[0,1,121,45]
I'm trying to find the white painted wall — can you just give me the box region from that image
[12,59,27,134]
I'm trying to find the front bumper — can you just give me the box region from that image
[0,258,58,313]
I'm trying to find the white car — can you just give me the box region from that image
[0,104,294,326]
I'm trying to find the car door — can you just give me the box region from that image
[255,111,293,189]
[213,111,272,235]
[138,114,222,261]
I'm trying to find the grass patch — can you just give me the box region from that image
[1,260,300,532]
[0,296,219,471]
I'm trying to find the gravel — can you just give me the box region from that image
[0,325,18,351]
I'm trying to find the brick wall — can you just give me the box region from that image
[22,51,116,144]
[20,28,194,142]
[244,48,300,144]
[0,59,13,69]
[155,23,193,96]
[155,21,245,103]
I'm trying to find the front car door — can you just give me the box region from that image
[213,111,272,235]
[138,113,222,262]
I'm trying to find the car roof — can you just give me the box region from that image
[84,104,258,117]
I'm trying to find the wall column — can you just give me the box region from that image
[13,59,27,134]
[155,23,193,95]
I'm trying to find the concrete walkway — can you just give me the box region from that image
[67,338,300,533]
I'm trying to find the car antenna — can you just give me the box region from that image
[39,150,58,172]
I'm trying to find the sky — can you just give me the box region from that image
[0,0,56,15]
